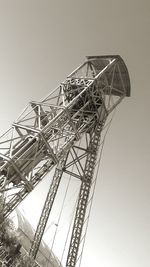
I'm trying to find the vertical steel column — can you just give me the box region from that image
[66,121,103,267]
[29,154,68,259]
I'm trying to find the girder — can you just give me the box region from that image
[0,55,130,266]
[66,122,103,267]
[29,154,69,259]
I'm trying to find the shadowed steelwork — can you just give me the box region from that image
[0,55,130,266]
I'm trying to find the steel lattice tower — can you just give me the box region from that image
[0,55,130,267]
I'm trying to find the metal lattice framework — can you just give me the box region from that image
[0,55,130,266]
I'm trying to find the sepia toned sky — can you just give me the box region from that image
[0,1,150,266]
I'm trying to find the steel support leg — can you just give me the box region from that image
[66,123,102,267]
[29,154,68,259]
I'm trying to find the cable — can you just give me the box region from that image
[50,176,71,252]
[59,194,79,266]
[45,138,82,267]
[44,183,80,236]
[47,139,81,264]
[45,174,72,267]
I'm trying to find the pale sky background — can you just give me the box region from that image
[0,1,150,267]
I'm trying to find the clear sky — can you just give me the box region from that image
[0,1,150,267]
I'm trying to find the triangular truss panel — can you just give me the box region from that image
[0,55,130,267]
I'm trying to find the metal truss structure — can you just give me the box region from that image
[0,55,130,266]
